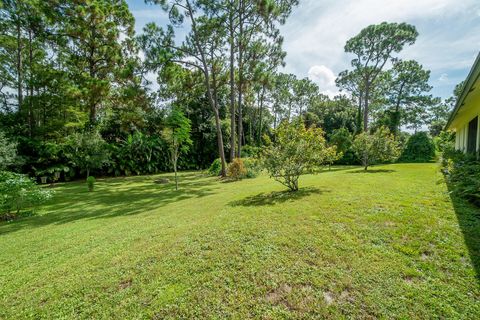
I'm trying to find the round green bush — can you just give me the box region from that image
[207,158,222,176]
[399,132,436,163]
[86,176,96,192]
[242,158,261,178]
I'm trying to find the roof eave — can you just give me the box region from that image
[445,52,480,131]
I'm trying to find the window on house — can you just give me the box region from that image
[467,116,478,153]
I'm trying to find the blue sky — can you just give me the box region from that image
[127,0,480,99]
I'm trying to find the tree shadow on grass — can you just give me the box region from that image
[229,187,327,207]
[0,172,217,236]
[446,183,480,285]
[347,169,396,174]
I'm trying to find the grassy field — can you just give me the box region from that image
[0,163,479,319]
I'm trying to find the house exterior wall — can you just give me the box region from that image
[452,88,480,153]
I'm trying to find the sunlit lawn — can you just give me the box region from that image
[0,163,479,318]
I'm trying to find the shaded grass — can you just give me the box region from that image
[0,164,479,319]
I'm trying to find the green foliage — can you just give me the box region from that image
[2,164,478,319]
[384,60,432,133]
[444,155,480,206]
[163,108,192,190]
[399,132,436,163]
[436,131,455,153]
[242,157,262,178]
[352,126,400,170]
[0,131,17,170]
[242,145,262,158]
[108,132,169,176]
[64,131,110,177]
[0,171,53,219]
[329,127,355,164]
[208,158,222,176]
[263,121,338,191]
[86,176,96,192]
[436,131,457,167]
[340,22,418,131]
[163,108,193,155]
[227,158,247,180]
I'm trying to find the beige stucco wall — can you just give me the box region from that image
[451,79,480,153]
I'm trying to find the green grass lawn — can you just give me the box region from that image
[1,163,479,319]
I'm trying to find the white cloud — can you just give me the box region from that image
[438,73,449,82]
[129,0,480,98]
[307,65,339,97]
[280,0,480,98]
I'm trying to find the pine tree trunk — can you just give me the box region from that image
[17,20,23,113]
[28,28,33,137]
[258,85,265,144]
[185,0,226,177]
[229,16,236,162]
[237,10,244,159]
[363,85,369,132]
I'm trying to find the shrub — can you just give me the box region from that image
[0,171,53,220]
[329,127,354,164]
[399,132,436,163]
[352,126,400,170]
[108,133,170,176]
[64,131,110,178]
[263,121,338,191]
[444,156,480,206]
[436,131,456,167]
[86,176,96,192]
[227,158,247,180]
[208,158,222,176]
[0,131,17,170]
[242,145,261,158]
[242,157,261,178]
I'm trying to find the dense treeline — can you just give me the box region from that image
[0,0,456,181]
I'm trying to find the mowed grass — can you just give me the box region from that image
[0,163,479,319]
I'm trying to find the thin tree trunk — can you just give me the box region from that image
[88,57,96,124]
[229,13,236,162]
[28,28,33,137]
[174,158,178,190]
[356,91,363,133]
[186,0,226,176]
[363,84,370,132]
[258,84,265,144]
[17,20,23,113]
[237,8,244,158]
[273,105,277,129]
[393,82,405,135]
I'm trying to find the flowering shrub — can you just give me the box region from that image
[0,171,53,220]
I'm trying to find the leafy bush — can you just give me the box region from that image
[0,171,53,220]
[242,157,261,178]
[0,131,17,170]
[208,158,222,176]
[108,132,169,176]
[86,176,96,192]
[329,127,355,164]
[436,131,456,167]
[64,131,110,177]
[263,121,338,191]
[227,158,247,180]
[399,132,436,163]
[242,145,262,158]
[352,126,400,170]
[444,155,480,206]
